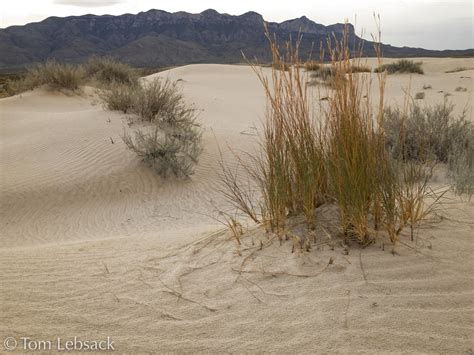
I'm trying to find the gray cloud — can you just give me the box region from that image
[54,0,126,7]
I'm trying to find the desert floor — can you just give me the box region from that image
[1,58,473,353]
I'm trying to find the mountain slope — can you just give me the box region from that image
[0,9,472,70]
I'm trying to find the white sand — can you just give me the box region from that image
[1,59,473,353]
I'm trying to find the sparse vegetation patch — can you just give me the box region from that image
[445,67,473,73]
[84,57,138,86]
[374,59,424,74]
[98,76,203,179]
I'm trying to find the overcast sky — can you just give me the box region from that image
[1,0,472,50]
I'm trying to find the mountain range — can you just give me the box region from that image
[1,9,473,71]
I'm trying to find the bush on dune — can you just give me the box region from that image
[122,119,202,178]
[99,76,203,178]
[384,101,471,163]
[449,138,474,198]
[384,101,473,198]
[4,57,137,95]
[84,57,138,86]
[132,79,185,122]
[375,59,424,74]
[27,61,84,91]
[98,81,138,113]
[6,61,84,94]
[121,78,203,178]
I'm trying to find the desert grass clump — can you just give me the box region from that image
[375,59,424,74]
[0,72,27,97]
[423,84,432,90]
[25,61,84,91]
[132,79,184,122]
[236,29,329,235]
[455,86,467,92]
[84,57,137,86]
[98,82,138,113]
[323,26,389,244]
[5,61,84,94]
[219,22,446,247]
[415,92,425,99]
[351,64,371,73]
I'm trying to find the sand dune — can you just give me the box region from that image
[1,60,473,353]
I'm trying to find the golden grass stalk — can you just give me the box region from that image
[246,28,327,234]
[324,23,384,244]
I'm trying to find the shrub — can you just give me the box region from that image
[122,108,202,178]
[4,61,84,94]
[449,138,474,198]
[132,79,184,122]
[26,61,84,91]
[99,77,186,121]
[448,116,473,198]
[84,57,137,86]
[374,59,424,74]
[108,77,203,178]
[415,92,425,99]
[423,84,432,90]
[384,101,471,163]
[351,64,371,73]
[384,101,473,198]
[455,86,467,92]
[0,73,26,97]
[98,82,138,113]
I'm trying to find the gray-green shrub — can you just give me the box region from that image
[122,106,202,178]
[384,101,473,197]
[109,77,204,178]
[98,82,138,113]
[384,101,470,162]
[132,79,184,122]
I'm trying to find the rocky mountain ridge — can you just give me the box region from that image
[0,9,472,70]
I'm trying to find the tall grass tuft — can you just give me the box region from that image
[324,25,387,244]
[218,22,453,247]
[247,29,328,234]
